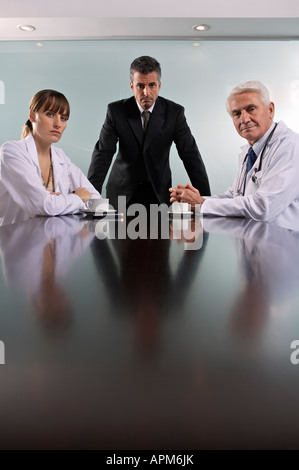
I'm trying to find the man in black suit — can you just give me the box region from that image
[88,56,210,209]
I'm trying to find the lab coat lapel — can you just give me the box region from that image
[50,146,66,188]
[24,134,41,175]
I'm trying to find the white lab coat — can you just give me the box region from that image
[201,121,299,231]
[0,134,100,225]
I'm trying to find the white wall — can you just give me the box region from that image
[1,39,299,195]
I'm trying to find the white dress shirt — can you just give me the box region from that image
[135,100,155,127]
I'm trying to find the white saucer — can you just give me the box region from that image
[167,211,193,216]
[80,208,116,214]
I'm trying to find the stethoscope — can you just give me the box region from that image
[237,122,278,196]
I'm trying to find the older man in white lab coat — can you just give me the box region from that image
[169,80,299,231]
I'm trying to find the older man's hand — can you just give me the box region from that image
[169,183,204,208]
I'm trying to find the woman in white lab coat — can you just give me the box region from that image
[0,89,100,226]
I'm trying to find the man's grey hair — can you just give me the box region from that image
[226,80,271,114]
[130,56,161,82]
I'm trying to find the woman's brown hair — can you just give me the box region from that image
[22,89,70,139]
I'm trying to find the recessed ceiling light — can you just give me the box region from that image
[193,24,210,32]
[193,42,200,47]
[35,43,43,47]
[18,25,36,32]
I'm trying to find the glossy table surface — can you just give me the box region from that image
[0,212,299,450]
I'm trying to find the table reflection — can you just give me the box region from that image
[1,213,299,449]
[0,215,95,331]
[203,216,299,342]
[90,215,208,356]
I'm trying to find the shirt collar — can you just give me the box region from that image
[252,121,275,156]
[136,100,156,115]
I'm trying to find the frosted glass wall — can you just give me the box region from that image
[0,40,299,195]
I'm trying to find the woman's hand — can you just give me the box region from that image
[74,187,92,203]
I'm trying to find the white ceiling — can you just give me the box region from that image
[1,0,299,41]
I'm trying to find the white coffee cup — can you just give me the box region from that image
[172,202,190,213]
[86,198,109,212]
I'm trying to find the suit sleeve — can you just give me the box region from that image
[88,104,119,193]
[174,106,211,196]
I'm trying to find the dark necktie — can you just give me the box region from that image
[246,147,257,173]
[140,111,151,183]
[142,110,151,133]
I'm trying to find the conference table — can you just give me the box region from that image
[0,210,299,450]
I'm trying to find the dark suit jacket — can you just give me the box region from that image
[88,96,211,208]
